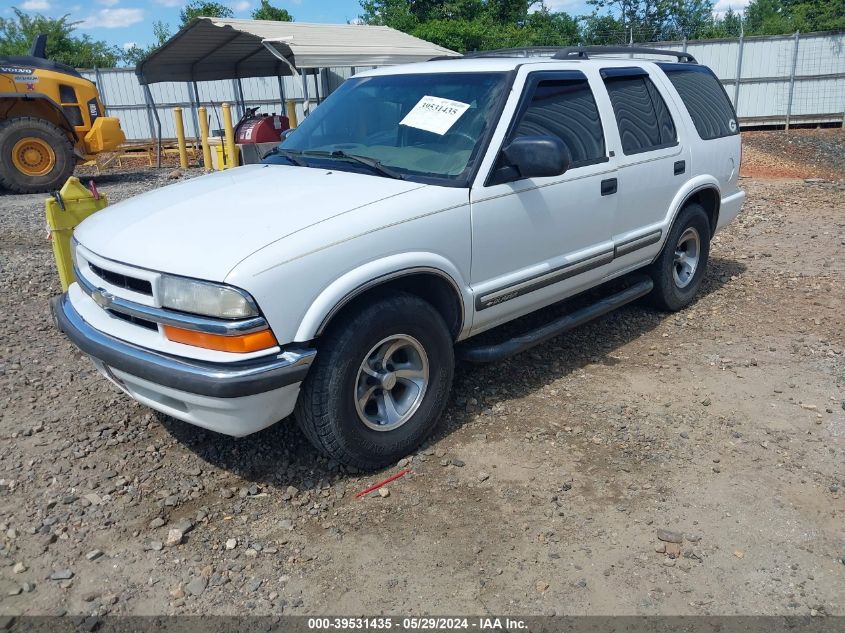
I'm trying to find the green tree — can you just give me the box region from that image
[121,20,172,67]
[666,0,716,39]
[790,0,845,31]
[252,0,294,21]
[524,7,579,45]
[486,0,533,24]
[0,8,120,67]
[179,1,234,27]
[744,0,791,34]
[360,0,576,52]
[585,0,679,41]
[744,0,845,35]
[579,13,625,44]
[360,0,419,31]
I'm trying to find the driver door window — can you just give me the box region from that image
[511,78,607,168]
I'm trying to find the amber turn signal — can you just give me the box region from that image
[163,325,277,353]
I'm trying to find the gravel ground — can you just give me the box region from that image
[740,128,845,179]
[1,131,844,618]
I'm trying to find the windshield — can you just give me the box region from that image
[271,72,509,185]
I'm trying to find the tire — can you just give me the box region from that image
[0,117,75,194]
[295,292,454,471]
[648,202,711,311]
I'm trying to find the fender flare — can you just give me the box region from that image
[661,175,721,243]
[294,252,471,342]
[0,92,78,140]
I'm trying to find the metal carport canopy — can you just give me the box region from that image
[136,17,458,84]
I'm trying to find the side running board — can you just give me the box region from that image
[457,275,653,363]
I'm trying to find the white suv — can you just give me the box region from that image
[54,46,745,470]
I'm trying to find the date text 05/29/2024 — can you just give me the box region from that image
[307,617,528,631]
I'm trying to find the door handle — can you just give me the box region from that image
[674,160,686,175]
[601,178,617,196]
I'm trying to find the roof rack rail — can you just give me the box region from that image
[431,45,697,64]
[463,46,563,59]
[551,46,696,63]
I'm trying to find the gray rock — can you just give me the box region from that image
[49,569,74,581]
[85,550,103,561]
[149,517,166,529]
[186,576,207,596]
[657,529,683,544]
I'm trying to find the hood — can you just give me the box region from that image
[74,164,426,281]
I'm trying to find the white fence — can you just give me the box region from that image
[650,30,845,127]
[83,30,844,142]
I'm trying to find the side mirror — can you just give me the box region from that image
[491,135,571,185]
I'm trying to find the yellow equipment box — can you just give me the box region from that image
[45,177,108,290]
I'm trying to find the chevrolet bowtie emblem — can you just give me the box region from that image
[91,288,112,309]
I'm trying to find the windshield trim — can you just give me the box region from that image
[275,70,517,189]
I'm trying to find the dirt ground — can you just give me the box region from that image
[0,130,843,619]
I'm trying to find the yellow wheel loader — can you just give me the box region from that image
[0,35,125,193]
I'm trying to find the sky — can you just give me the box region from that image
[1,0,747,51]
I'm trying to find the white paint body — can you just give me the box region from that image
[70,56,744,435]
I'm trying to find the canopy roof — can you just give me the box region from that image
[136,18,458,84]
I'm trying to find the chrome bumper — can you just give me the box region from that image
[52,293,316,398]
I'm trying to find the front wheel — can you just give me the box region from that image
[648,202,711,311]
[295,293,454,470]
[0,117,75,193]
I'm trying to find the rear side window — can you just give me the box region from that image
[658,63,739,140]
[602,68,677,155]
[512,76,606,167]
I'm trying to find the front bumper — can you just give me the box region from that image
[52,293,316,435]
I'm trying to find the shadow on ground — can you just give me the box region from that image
[159,257,747,488]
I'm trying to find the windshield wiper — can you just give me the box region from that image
[303,150,405,180]
[263,147,307,166]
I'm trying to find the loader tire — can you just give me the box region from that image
[0,117,75,194]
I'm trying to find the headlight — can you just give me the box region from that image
[160,275,259,319]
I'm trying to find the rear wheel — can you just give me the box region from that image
[648,202,711,311]
[295,293,454,471]
[0,117,75,193]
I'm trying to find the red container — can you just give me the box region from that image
[236,114,290,144]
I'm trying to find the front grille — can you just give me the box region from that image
[108,309,157,331]
[88,262,153,295]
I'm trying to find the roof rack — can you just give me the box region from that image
[436,45,696,64]
[463,46,564,59]
[552,46,696,63]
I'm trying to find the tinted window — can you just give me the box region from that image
[512,78,606,166]
[658,63,739,140]
[603,72,677,155]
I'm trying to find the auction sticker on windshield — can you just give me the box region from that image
[400,95,471,135]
